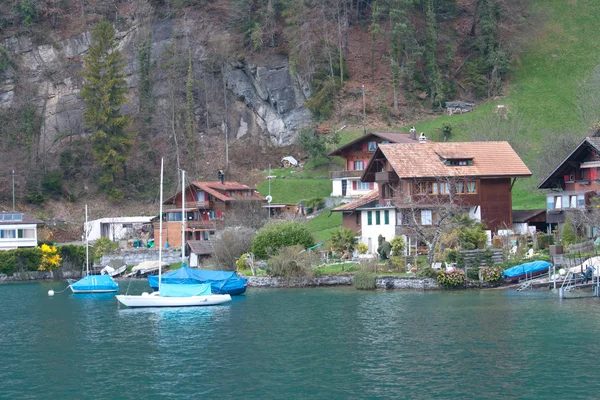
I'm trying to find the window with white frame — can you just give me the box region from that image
[357,181,370,190]
[354,160,364,170]
[368,141,377,151]
[421,210,432,225]
[577,194,585,208]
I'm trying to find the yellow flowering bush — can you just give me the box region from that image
[38,244,62,271]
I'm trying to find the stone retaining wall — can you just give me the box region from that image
[101,249,183,266]
[247,275,442,290]
[0,270,80,282]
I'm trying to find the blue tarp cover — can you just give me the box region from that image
[148,267,247,295]
[502,261,551,279]
[71,275,119,291]
[159,283,211,297]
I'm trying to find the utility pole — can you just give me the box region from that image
[12,170,15,211]
[362,84,366,135]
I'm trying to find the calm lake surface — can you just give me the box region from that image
[2,281,600,399]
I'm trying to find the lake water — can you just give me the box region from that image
[1,281,600,399]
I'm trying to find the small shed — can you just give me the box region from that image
[187,240,215,267]
[512,209,548,235]
[445,101,474,115]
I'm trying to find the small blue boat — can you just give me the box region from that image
[148,266,247,295]
[70,275,119,293]
[502,261,552,281]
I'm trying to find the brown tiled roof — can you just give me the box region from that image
[165,181,265,204]
[187,240,215,255]
[332,190,379,211]
[193,181,265,202]
[375,141,531,179]
[328,132,416,156]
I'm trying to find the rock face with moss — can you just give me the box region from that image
[0,19,311,155]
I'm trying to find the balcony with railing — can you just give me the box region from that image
[375,171,399,183]
[193,200,214,209]
[329,170,364,179]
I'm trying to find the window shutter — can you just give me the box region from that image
[362,142,368,151]
[384,210,389,224]
[591,169,598,180]
[369,182,374,190]
[349,161,354,171]
[375,211,381,225]
[368,211,372,225]
[352,181,357,190]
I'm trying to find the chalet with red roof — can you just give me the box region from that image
[334,139,531,254]
[154,173,265,248]
[328,131,417,197]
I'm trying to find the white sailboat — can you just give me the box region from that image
[116,159,231,308]
[69,205,119,293]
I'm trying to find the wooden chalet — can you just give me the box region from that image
[332,190,379,233]
[154,176,265,248]
[538,137,600,233]
[357,140,531,253]
[328,131,417,197]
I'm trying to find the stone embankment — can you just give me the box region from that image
[0,270,80,282]
[247,275,442,290]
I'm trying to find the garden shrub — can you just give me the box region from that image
[265,245,319,278]
[251,221,314,259]
[537,234,554,249]
[417,266,439,279]
[352,269,376,290]
[39,244,62,271]
[480,266,503,282]
[436,268,466,287]
[0,248,43,275]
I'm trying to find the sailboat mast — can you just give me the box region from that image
[85,204,89,276]
[181,169,186,266]
[158,158,164,292]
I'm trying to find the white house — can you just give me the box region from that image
[358,204,397,254]
[0,212,43,250]
[86,217,153,242]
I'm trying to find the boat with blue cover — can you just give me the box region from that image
[502,260,552,281]
[148,266,247,295]
[69,205,119,294]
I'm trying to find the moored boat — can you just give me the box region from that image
[148,266,247,295]
[502,260,551,281]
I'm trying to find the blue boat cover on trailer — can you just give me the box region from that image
[502,261,551,279]
[71,275,119,292]
[159,283,212,297]
[148,266,247,295]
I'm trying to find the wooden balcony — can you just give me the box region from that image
[193,201,214,209]
[375,171,399,183]
[329,170,364,179]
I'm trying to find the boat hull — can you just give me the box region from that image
[69,275,119,294]
[115,293,232,308]
[502,261,551,282]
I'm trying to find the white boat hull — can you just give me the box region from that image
[115,293,231,308]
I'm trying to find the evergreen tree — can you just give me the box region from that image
[82,20,134,200]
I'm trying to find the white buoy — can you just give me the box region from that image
[48,289,55,296]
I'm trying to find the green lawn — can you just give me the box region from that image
[257,178,331,204]
[306,211,343,243]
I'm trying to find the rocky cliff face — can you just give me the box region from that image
[0,19,311,156]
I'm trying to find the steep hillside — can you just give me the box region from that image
[0,0,561,230]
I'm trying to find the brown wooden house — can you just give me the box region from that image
[328,131,417,197]
[538,137,600,234]
[361,140,532,234]
[154,177,265,248]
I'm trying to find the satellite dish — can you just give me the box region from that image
[266,195,273,203]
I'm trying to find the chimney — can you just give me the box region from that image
[418,132,427,143]
[217,170,225,184]
[409,127,416,140]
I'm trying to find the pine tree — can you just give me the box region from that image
[81,20,134,200]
